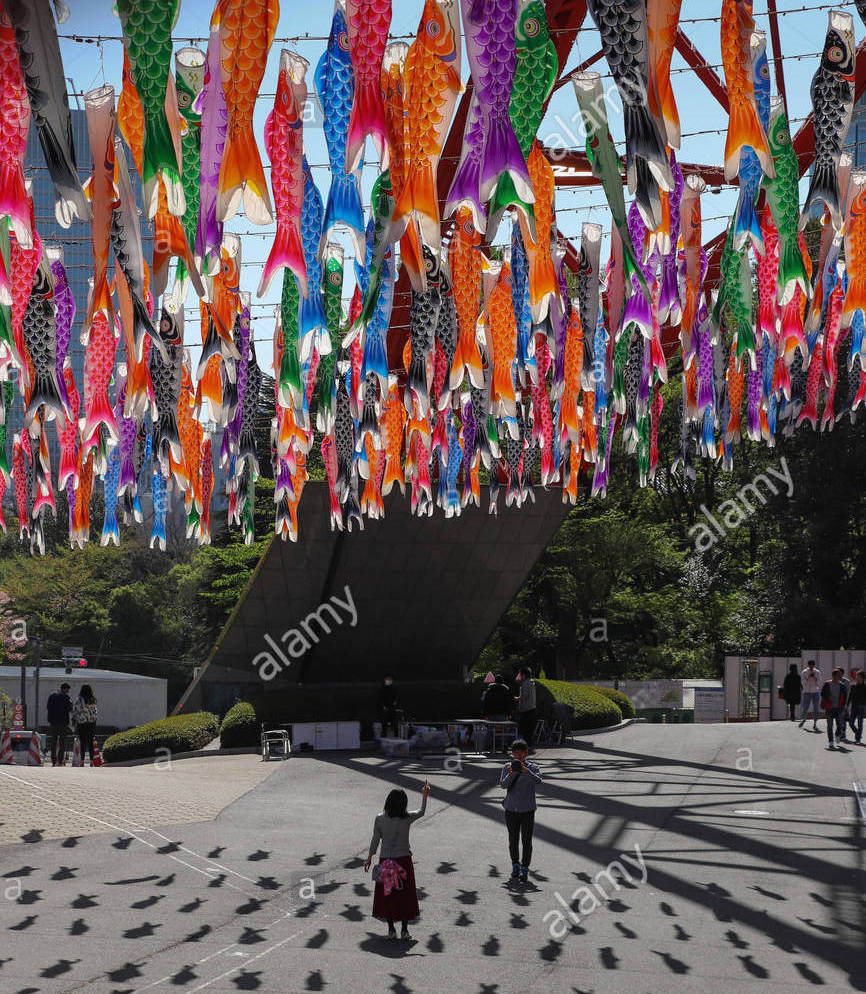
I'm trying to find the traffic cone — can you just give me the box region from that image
[27,730,42,766]
[91,739,103,767]
[71,737,82,768]
[0,729,13,765]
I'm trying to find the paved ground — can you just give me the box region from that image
[0,722,864,994]
[0,756,278,844]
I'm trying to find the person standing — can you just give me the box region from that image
[514,667,537,747]
[482,674,513,720]
[820,668,848,749]
[799,660,821,730]
[782,664,802,721]
[500,739,542,884]
[378,674,401,738]
[365,781,429,940]
[46,682,73,766]
[848,670,865,744]
[72,685,98,764]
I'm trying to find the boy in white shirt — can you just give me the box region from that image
[799,660,821,730]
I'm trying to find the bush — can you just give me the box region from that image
[102,711,219,763]
[220,701,258,748]
[536,679,622,729]
[578,686,635,719]
[0,689,12,728]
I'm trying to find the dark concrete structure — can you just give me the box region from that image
[179,482,570,713]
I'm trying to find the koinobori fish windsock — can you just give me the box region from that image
[115,0,186,220]
[800,10,856,231]
[0,8,32,250]
[196,18,228,276]
[720,0,774,184]
[317,0,366,263]
[344,0,392,174]
[646,0,683,150]
[5,0,90,227]
[459,0,534,213]
[215,0,280,226]
[732,30,771,254]
[259,50,308,299]
[391,0,461,288]
[586,0,673,230]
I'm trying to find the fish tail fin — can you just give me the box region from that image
[198,357,224,423]
[407,353,430,416]
[258,222,307,298]
[431,410,448,457]
[218,126,272,225]
[841,277,866,329]
[86,274,114,331]
[777,237,810,306]
[83,391,118,447]
[132,291,163,363]
[399,226,426,292]
[801,159,840,230]
[492,361,516,414]
[156,408,181,469]
[540,439,554,487]
[58,446,78,491]
[142,112,184,219]
[479,111,533,206]
[298,289,327,363]
[323,171,365,251]
[24,369,67,431]
[445,147,487,234]
[345,79,387,175]
[393,161,437,236]
[100,506,119,547]
[278,342,302,411]
[196,319,223,378]
[733,189,764,255]
[363,332,388,395]
[724,100,773,183]
[526,245,558,317]
[382,453,405,498]
[0,162,33,248]
[560,393,580,443]
[489,172,535,243]
[624,102,673,192]
[796,391,818,429]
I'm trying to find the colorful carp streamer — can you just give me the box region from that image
[2,0,866,556]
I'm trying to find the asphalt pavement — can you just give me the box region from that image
[0,721,864,994]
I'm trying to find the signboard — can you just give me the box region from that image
[12,699,23,729]
[62,646,84,660]
[621,680,683,710]
[694,687,726,724]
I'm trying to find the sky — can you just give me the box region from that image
[55,0,862,371]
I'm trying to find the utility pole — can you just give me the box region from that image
[33,637,41,732]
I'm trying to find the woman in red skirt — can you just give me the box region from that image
[364,780,429,940]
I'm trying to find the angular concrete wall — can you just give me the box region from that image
[184,482,570,708]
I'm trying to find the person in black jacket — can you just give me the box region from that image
[482,675,513,720]
[820,669,848,749]
[378,674,401,738]
[46,683,73,766]
[848,670,865,744]
[782,664,802,721]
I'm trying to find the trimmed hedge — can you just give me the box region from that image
[102,711,219,763]
[579,686,635,720]
[536,679,622,729]
[220,701,258,748]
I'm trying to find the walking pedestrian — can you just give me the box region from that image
[500,739,542,884]
[514,667,537,748]
[782,664,802,721]
[846,669,861,740]
[72,685,98,764]
[364,781,429,941]
[46,683,73,766]
[799,660,821,730]
[820,668,848,749]
[848,671,865,744]
[378,674,401,738]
